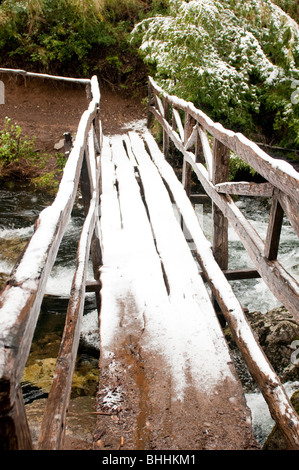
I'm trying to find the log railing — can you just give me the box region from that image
[0,71,102,450]
[147,76,299,449]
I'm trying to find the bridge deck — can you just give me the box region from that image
[96,130,258,450]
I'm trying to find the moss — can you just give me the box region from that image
[22,353,99,398]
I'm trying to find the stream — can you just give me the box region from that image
[0,187,298,447]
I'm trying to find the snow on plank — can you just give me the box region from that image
[97,131,258,449]
[128,131,240,393]
[142,129,299,449]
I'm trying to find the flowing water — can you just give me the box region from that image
[0,188,298,446]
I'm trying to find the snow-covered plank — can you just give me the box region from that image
[172,108,184,142]
[128,131,240,394]
[97,132,257,449]
[99,135,168,357]
[143,129,299,450]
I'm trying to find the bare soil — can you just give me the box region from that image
[0,72,147,161]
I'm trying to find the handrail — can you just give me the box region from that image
[147,76,299,449]
[148,76,299,203]
[0,67,91,84]
[148,76,299,319]
[0,71,102,449]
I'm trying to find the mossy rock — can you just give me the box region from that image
[0,238,28,262]
[22,356,99,398]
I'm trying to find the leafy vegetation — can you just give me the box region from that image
[0,117,65,191]
[0,0,298,185]
[131,0,299,150]
[0,0,168,85]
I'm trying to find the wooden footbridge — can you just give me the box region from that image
[0,69,299,450]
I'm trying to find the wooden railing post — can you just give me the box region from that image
[265,189,284,260]
[163,98,170,160]
[147,81,154,129]
[182,113,194,198]
[0,387,32,450]
[211,138,230,271]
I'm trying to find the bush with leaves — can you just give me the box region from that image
[0,0,117,75]
[0,117,65,191]
[131,0,299,149]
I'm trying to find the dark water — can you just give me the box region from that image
[0,188,99,404]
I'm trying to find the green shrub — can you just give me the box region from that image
[0,0,117,75]
[131,0,299,149]
[0,117,65,191]
[0,117,37,164]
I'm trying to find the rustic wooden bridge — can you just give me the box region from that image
[0,69,299,450]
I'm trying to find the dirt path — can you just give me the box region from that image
[0,73,147,156]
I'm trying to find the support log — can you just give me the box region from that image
[265,190,284,260]
[211,138,230,271]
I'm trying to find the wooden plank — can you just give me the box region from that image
[215,181,274,197]
[98,133,257,449]
[212,139,230,271]
[148,102,299,321]
[172,108,184,142]
[128,131,247,390]
[264,190,284,260]
[143,130,299,449]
